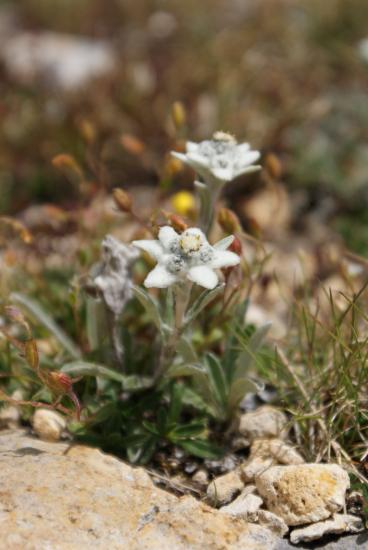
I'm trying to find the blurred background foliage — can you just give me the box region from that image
[0,0,368,252]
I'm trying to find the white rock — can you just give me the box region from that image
[256,464,350,526]
[207,469,244,506]
[251,438,304,465]
[241,456,275,483]
[2,31,116,92]
[0,390,23,429]
[239,406,288,441]
[290,514,364,544]
[0,430,279,549]
[32,409,67,442]
[220,493,263,521]
[192,469,209,487]
[258,510,289,537]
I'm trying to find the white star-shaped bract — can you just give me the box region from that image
[133,226,240,290]
[171,132,261,185]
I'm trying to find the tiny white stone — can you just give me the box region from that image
[220,492,263,521]
[206,469,244,506]
[290,513,364,545]
[32,409,66,442]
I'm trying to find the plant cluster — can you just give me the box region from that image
[0,133,272,465]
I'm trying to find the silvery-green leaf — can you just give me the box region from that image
[228,377,264,411]
[166,362,206,378]
[11,292,81,359]
[234,322,272,377]
[177,336,198,363]
[184,284,224,324]
[205,353,228,410]
[61,361,153,390]
[132,285,162,331]
[86,296,108,352]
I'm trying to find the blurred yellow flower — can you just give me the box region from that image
[171,191,195,216]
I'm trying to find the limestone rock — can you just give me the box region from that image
[251,439,304,466]
[0,390,23,429]
[207,469,244,506]
[0,403,20,429]
[290,514,364,545]
[32,408,67,441]
[241,456,275,483]
[220,493,263,521]
[258,510,289,538]
[239,406,288,441]
[192,468,209,487]
[256,464,350,526]
[0,430,277,549]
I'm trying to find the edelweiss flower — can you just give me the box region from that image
[171,132,261,184]
[133,226,240,289]
[93,235,139,317]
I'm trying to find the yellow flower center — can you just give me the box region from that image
[180,234,202,254]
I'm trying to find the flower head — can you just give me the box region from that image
[133,226,240,290]
[171,132,261,185]
[93,235,138,316]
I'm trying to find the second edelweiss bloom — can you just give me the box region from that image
[133,226,240,290]
[171,131,261,184]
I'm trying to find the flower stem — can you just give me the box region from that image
[156,282,192,381]
[196,180,222,235]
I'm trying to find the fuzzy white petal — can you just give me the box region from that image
[238,150,261,168]
[187,265,218,289]
[234,164,262,178]
[210,250,240,269]
[171,151,187,163]
[158,226,179,250]
[186,141,199,153]
[213,235,234,251]
[236,143,251,155]
[144,264,178,288]
[132,240,164,261]
[211,167,234,181]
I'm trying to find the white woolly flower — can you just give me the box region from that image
[171,132,261,184]
[93,235,138,317]
[133,226,240,290]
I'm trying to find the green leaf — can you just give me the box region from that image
[166,362,206,378]
[179,386,214,414]
[156,406,168,435]
[126,434,158,464]
[169,421,206,440]
[233,322,271,379]
[176,336,198,363]
[85,296,108,352]
[184,285,225,324]
[179,438,223,459]
[11,292,81,359]
[167,383,183,424]
[61,361,153,390]
[228,377,262,411]
[205,353,228,409]
[142,420,160,436]
[132,286,163,332]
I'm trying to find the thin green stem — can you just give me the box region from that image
[156,282,192,381]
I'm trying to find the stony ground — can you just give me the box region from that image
[0,430,276,550]
[0,428,365,549]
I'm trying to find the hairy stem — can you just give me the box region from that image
[196,180,221,235]
[156,282,192,381]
